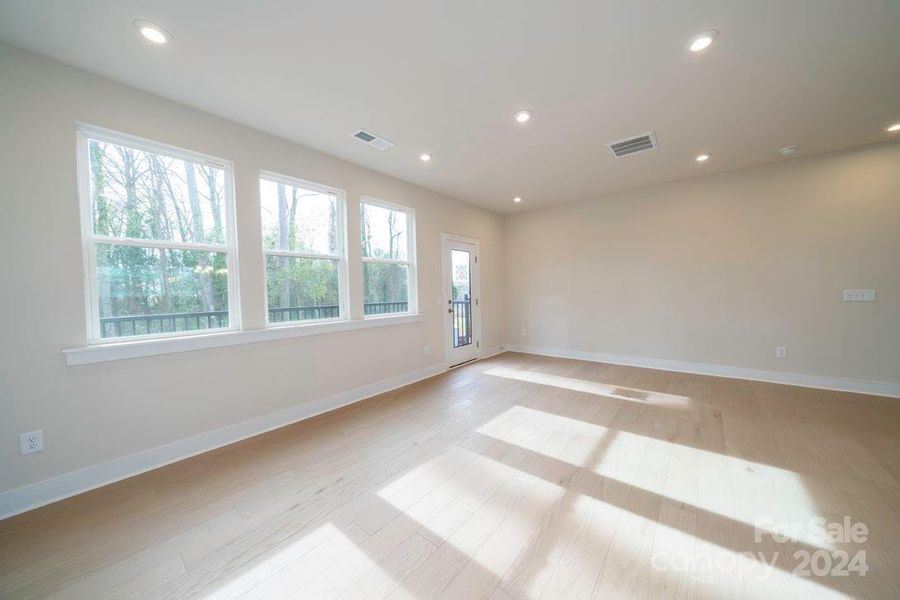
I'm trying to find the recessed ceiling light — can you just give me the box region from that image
[419,152,432,162]
[133,19,170,45]
[514,110,533,124]
[513,196,523,203]
[695,153,710,162]
[688,30,718,52]
[887,123,900,132]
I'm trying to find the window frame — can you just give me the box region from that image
[75,123,242,344]
[360,196,418,317]
[259,170,350,327]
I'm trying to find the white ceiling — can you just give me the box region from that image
[1,1,898,213]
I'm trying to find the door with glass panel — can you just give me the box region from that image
[442,236,480,366]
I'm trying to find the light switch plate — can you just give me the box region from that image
[843,289,876,302]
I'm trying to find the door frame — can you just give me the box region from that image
[441,233,482,367]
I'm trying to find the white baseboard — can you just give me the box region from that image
[0,362,447,521]
[479,345,507,360]
[507,344,900,398]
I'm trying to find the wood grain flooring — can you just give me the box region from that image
[1,352,899,599]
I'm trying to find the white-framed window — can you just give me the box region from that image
[76,124,240,343]
[360,197,417,316]
[259,171,348,325]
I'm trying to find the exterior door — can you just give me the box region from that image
[442,235,480,366]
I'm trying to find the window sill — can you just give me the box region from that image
[63,314,425,366]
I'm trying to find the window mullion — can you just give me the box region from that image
[362,257,411,266]
[265,250,341,261]
[92,235,226,254]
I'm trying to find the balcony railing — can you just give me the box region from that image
[364,301,409,316]
[268,305,340,323]
[99,301,411,338]
[452,298,472,348]
[100,311,229,338]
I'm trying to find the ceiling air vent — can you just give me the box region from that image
[606,132,658,158]
[352,129,394,151]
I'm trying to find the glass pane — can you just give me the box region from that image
[451,250,471,301]
[260,179,338,255]
[361,202,408,260]
[88,138,226,245]
[450,250,473,348]
[96,244,229,338]
[266,255,340,322]
[363,262,409,315]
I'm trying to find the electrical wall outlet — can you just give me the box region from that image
[20,430,43,455]
[775,346,787,359]
[423,345,431,356]
[843,289,876,302]
[520,328,527,337]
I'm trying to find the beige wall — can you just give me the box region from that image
[506,142,900,385]
[2,40,898,500]
[0,44,505,494]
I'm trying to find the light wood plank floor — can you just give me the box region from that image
[1,352,899,599]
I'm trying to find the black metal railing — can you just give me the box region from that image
[100,301,411,337]
[267,305,340,323]
[452,298,472,348]
[100,311,229,338]
[364,301,409,316]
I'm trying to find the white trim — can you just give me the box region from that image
[258,170,345,197]
[258,171,350,326]
[0,361,446,520]
[76,123,233,168]
[359,195,414,214]
[266,250,341,261]
[440,232,481,246]
[92,235,228,254]
[337,190,351,321]
[507,344,900,398]
[361,257,410,265]
[479,345,506,360]
[75,123,241,343]
[64,314,425,366]
[360,197,418,317]
[75,128,99,342]
[441,233,482,367]
[265,316,344,329]
[222,153,242,332]
[86,322,232,345]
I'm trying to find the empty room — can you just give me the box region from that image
[1,1,899,598]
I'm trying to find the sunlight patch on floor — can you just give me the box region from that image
[202,523,352,599]
[484,366,691,408]
[477,405,830,550]
[537,492,624,598]
[684,524,844,598]
[476,405,611,468]
[376,446,564,579]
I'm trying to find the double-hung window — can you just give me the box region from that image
[259,172,348,324]
[77,125,239,342]
[360,198,417,316]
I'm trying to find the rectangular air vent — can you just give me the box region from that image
[606,132,658,158]
[352,129,394,151]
